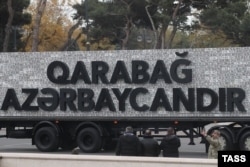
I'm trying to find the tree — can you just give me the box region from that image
[74,0,195,49]
[72,0,247,50]
[3,0,14,52]
[174,30,238,48]
[73,0,154,50]
[73,0,118,50]
[144,0,197,49]
[22,0,75,51]
[0,0,31,52]
[31,0,47,51]
[199,0,250,46]
[60,19,82,51]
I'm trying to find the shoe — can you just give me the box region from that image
[71,147,80,154]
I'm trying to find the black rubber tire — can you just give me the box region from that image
[239,131,250,151]
[34,127,59,152]
[220,130,233,150]
[76,127,102,153]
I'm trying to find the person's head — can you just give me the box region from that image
[167,127,175,135]
[211,130,220,139]
[125,126,133,133]
[144,129,151,136]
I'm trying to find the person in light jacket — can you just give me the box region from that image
[201,129,221,159]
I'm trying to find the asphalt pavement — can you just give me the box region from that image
[0,130,207,159]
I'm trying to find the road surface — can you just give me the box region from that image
[0,130,207,158]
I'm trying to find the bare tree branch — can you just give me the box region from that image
[60,19,82,51]
[145,5,158,49]
[32,0,47,52]
[166,0,183,49]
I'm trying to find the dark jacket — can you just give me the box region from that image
[141,136,160,157]
[160,135,181,157]
[115,133,141,156]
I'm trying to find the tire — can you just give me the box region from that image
[34,127,59,152]
[219,130,233,150]
[239,131,250,151]
[76,127,102,153]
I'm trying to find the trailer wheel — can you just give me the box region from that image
[34,127,59,152]
[239,131,250,151]
[77,127,102,153]
[219,130,233,150]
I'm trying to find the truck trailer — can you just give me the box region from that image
[0,47,250,152]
